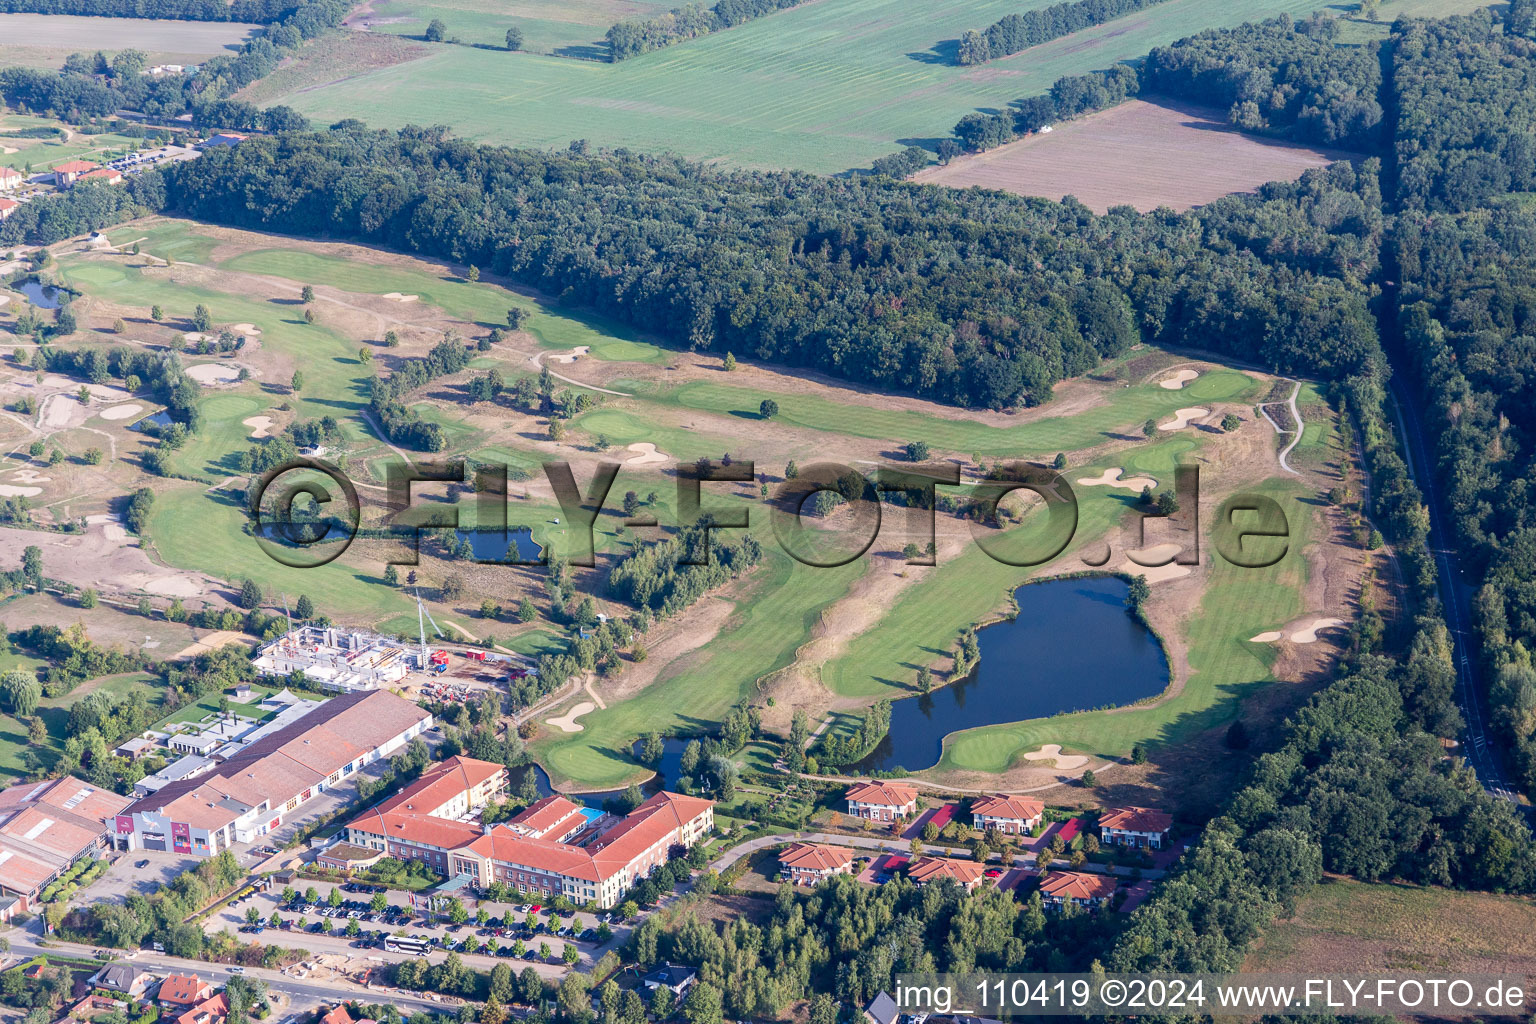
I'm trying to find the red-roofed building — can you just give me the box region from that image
[175,992,228,1024]
[157,975,213,1009]
[77,167,123,185]
[1098,807,1172,850]
[779,842,855,885]
[0,199,17,221]
[906,856,987,891]
[0,167,22,189]
[970,794,1044,835]
[844,781,918,823]
[1038,870,1117,910]
[52,161,98,186]
[344,755,507,871]
[319,1006,355,1024]
[0,776,129,920]
[450,791,713,908]
[503,795,588,842]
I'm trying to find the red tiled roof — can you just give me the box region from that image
[779,842,854,871]
[53,160,97,173]
[79,168,122,181]
[158,974,211,1007]
[349,808,482,850]
[972,795,1044,821]
[175,992,227,1024]
[907,856,986,885]
[319,1006,355,1024]
[844,781,918,807]
[0,199,17,213]
[1039,870,1117,902]
[1099,807,1172,834]
[505,794,585,838]
[374,756,503,818]
[0,166,21,178]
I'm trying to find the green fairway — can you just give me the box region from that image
[660,370,1259,457]
[820,433,1206,700]
[269,0,1355,173]
[936,472,1316,770]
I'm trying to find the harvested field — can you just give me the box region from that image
[912,98,1362,213]
[0,13,258,53]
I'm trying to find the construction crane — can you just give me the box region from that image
[414,589,446,670]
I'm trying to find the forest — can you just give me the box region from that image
[605,0,803,61]
[0,0,295,20]
[155,128,1380,411]
[954,0,1173,66]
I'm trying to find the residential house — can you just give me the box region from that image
[1097,807,1173,850]
[157,974,213,1009]
[91,962,156,998]
[778,842,855,885]
[69,994,128,1020]
[864,992,899,1024]
[175,992,228,1024]
[0,198,20,221]
[77,168,123,185]
[114,738,155,762]
[970,794,1044,836]
[1038,870,1117,911]
[0,167,22,189]
[319,1006,356,1024]
[844,781,918,823]
[641,964,697,996]
[906,856,987,891]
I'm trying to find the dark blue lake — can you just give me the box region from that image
[132,410,174,432]
[17,279,64,309]
[455,528,542,563]
[853,575,1170,772]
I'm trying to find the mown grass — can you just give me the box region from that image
[363,0,678,56]
[269,0,1359,173]
[660,370,1259,457]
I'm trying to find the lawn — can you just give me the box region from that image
[533,546,865,789]
[363,0,679,57]
[659,369,1259,457]
[936,472,1316,770]
[0,673,163,779]
[152,683,280,730]
[267,0,1359,173]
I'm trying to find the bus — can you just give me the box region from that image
[383,937,432,956]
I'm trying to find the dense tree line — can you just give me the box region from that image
[955,0,1174,66]
[606,0,803,61]
[608,519,763,618]
[0,167,164,246]
[953,64,1140,152]
[369,334,473,450]
[1391,15,1536,213]
[0,0,300,22]
[160,128,1381,410]
[1141,14,1384,147]
[812,699,890,765]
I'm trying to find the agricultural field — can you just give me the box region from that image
[911,97,1362,213]
[351,0,679,58]
[1247,876,1536,976]
[0,14,259,71]
[263,0,1360,173]
[2,218,1370,798]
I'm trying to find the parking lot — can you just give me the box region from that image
[204,878,629,977]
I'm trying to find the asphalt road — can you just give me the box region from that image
[1389,376,1517,802]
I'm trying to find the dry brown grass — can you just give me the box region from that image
[912,97,1362,214]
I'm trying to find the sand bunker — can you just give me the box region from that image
[1159,407,1209,430]
[181,332,209,343]
[1289,617,1344,644]
[99,403,145,421]
[243,415,274,438]
[11,470,50,484]
[625,442,669,467]
[1248,631,1284,643]
[1020,743,1089,770]
[0,485,41,497]
[546,701,595,733]
[186,363,240,384]
[1077,467,1156,491]
[382,292,419,302]
[229,322,262,336]
[1159,369,1200,390]
[547,346,590,364]
[1121,542,1191,583]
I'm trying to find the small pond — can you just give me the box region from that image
[455,528,543,563]
[15,279,65,309]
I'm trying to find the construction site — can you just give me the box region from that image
[252,594,534,698]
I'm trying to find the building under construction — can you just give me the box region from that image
[252,625,414,692]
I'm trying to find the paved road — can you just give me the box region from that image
[2,930,457,1016]
[712,831,1165,880]
[1389,376,1517,802]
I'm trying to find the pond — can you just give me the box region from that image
[852,575,1170,773]
[455,528,543,563]
[131,410,174,432]
[16,279,65,309]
